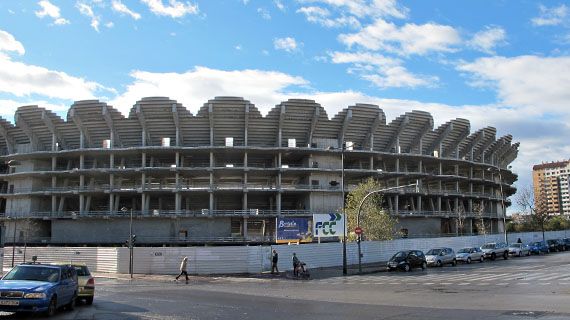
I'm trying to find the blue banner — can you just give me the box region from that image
[276,217,313,243]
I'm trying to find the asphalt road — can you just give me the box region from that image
[2,251,570,319]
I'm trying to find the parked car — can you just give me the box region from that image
[528,241,549,255]
[563,238,570,249]
[546,239,566,252]
[481,242,509,260]
[52,262,94,305]
[455,247,485,264]
[386,250,427,272]
[508,243,530,257]
[425,247,457,267]
[0,263,78,317]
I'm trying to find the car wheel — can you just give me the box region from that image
[503,251,509,260]
[491,253,496,261]
[466,257,471,264]
[518,251,523,257]
[436,260,442,267]
[403,264,411,272]
[421,262,427,270]
[480,256,484,263]
[86,296,94,305]
[527,251,531,256]
[45,296,57,317]
[452,259,457,267]
[65,295,76,311]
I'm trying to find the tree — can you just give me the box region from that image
[516,185,547,241]
[344,178,398,241]
[455,205,466,236]
[473,202,488,236]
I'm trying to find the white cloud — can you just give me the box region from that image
[235,44,242,50]
[0,29,109,101]
[257,8,271,20]
[35,0,70,25]
[297,6,360,28]
[76,2,100,32]
[0,30,25,55]
[0,53,108,100]
[274,37,300,52]
[339,19,461,55]
[531,4,568,26]
[109,66,308,114]
[141,0,199,18]
[105,21,114,28]
[299,0,408,19]
[112,0,141,20]
[330,51,438,88]
[458,55,570,113]
[274,0,285,11]
[468,26,506,54]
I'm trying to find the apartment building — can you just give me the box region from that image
[0,97,519,245]
[533,160,570,215]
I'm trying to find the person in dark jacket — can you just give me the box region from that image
[292,253,300,276]
[271,249,279,274]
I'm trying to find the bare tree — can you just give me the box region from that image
[473,202,487,236]
[516,185,546,241]
[455,205,466,236]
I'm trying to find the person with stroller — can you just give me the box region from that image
[292,253,300,276]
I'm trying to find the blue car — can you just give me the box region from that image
[528,241,549,255]
[0,263,78,317]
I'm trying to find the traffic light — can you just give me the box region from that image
[131,234,136,246]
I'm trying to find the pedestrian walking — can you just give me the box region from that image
[271,249,279,274]
[175,256,189,282]
[517,238,522,244]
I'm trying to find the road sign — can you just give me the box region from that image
[355,227,363,235]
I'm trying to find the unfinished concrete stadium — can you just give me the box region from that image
[0,97,519,245]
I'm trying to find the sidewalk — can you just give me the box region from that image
[92,261,388,282]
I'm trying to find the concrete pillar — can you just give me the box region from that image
[209,193,214,214]
[276,193,281,214]
[243,217,248,239]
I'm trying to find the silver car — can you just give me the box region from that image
[508,243,530,257]
[455,247,485,264]
[425,247,457,267]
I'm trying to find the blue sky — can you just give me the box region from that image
[0,0,569,203]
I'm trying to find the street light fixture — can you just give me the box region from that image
[355,181,419,273]
[341,145,347,276]
[121,206,134,279]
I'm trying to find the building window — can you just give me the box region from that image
[161,137,171,147]
[288,138,296,148]
[103,139,111,149]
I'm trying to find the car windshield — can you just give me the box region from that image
[509,244,521,248]
[393,251,408,258]
[426,249,442,255]
[481,244,495,249]
[457,248,471,253]
[75,266,90,276]
[2,266,60,283]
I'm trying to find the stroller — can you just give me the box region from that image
[295,262,310,279]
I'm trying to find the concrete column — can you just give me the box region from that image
[437,196,442,213]
[209,193,214,214]
[395,195,399,215]
[243,217,248,239]
[243,193,248,211]
[417,195,422,213]
[276,193,281,214]
[370,156,374,170]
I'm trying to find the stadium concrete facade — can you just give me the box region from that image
[0,97,519,245]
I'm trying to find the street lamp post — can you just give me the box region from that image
[355,182,418,273]
[121,207,134,278]
[341,146,347,276]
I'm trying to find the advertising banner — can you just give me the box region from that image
[313,213,345,238]
[276,217,313,244]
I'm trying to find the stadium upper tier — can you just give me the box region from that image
[0,97,519,167]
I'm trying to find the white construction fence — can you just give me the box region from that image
[2,230,568,275]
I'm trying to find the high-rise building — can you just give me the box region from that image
[532,160,570,215]
[0,97,519,245]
